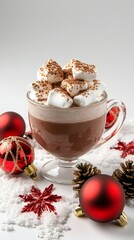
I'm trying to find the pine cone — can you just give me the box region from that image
[112,160,134,200]
[72,162,101,195]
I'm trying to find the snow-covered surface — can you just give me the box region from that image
[0,120,134,240]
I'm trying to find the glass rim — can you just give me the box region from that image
[27,91,108,112]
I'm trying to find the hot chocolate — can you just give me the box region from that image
[27,91,107,161]
[27,58,108,160]
[29,113,106,160]
[27,58,109,183]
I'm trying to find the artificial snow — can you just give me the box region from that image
[0,120,134,239]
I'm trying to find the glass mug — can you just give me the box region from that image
[27,92,126,184]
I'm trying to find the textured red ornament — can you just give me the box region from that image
[0,136,34,174]
[19,184,62,219]
[105,107,120,129]
[80,174,125,223]
[0,111,26,141]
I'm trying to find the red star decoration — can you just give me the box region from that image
[111,140,134,158]
[19,184,62,218]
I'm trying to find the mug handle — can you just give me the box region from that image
[95,99,126,148]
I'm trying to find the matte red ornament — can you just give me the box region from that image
[0,111,26,141]
[79,174,125,223]
[105,107,120,129]
[0,136,37,179]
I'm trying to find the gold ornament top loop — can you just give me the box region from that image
[24,163,37,180]
[74,206,128,227]
[116,212,128,227]
[74,206,85,217]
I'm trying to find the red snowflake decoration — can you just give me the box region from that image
[111,140,134,158]
[19,184,62,218]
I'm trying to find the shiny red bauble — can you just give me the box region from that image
[105,107,120,129]
[80,174,125,223]
[0,136,34,174]
[0,111,26,141]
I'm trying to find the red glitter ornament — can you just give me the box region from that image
[111,140,134,158]
[0,136,37,179]
[0,111,26,141]
[19,184,62,219]
[79,174,125,223]
[105,107,120,129]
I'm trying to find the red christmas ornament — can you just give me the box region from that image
[105,107,120,129]
[0,111,26,141]
[79,174,125,223]
[19,184,62,219]
[0,136,37,179]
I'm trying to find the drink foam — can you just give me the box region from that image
[27,92,107,123]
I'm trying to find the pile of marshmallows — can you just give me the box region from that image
[29,59,106,108]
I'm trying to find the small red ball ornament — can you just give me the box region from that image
[0,136,37,179]
[0,111,26,141]
[79,174,126,223]
[105,107,120,129]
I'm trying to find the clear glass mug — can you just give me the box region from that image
[27,92,126,184]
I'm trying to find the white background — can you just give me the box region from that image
[0,0,134,120]
[0,0,134,239]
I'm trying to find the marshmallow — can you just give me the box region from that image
[37,59,64,83]
[72,61,96,81]
[73,80,106,107]
[61,78,89,97]
[63,59,97,81]
[62,59,79,79]
[89,80,106,99]
[63,69,73,79]
[73,89,96,107]
[62,59,81,72]
[47,88,73,108]
[28,80,53,102]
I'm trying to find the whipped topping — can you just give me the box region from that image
[61,78,89,97]
[47,88,73,108]
[37,59,64,83]
[28,58,106,108]
[28,80,53,102]
[73,89,96,107]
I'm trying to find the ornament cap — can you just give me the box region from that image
[74,206,85,217]
[116,212,128,227]
[24,163,37,180]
